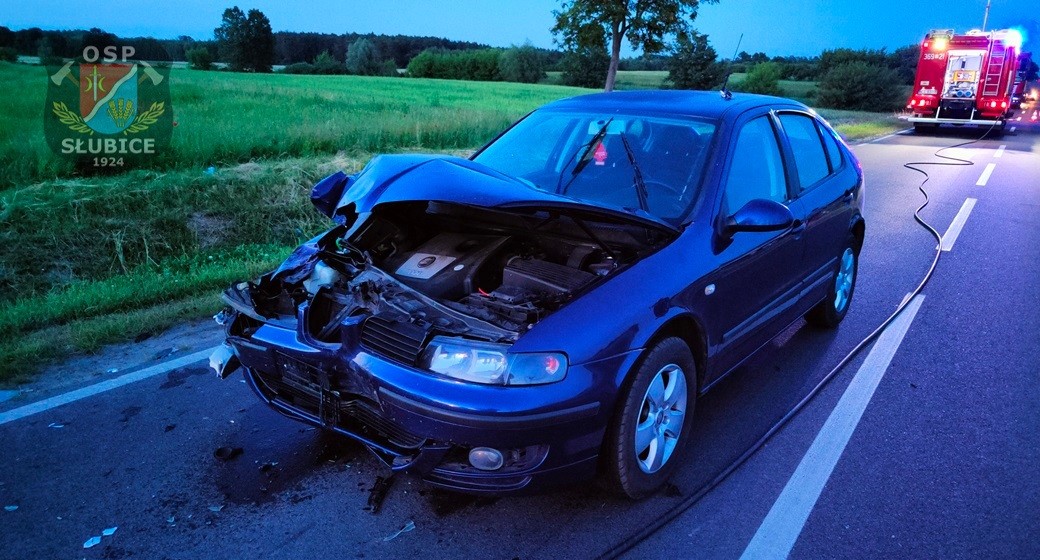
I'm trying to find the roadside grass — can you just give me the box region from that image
[816,108,907,141]
[0,293,225,384]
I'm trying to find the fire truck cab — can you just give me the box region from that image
[907,28,1023,133]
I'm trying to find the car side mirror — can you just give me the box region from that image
[723,199,795,236]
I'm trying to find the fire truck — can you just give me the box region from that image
[906,28,1023,133]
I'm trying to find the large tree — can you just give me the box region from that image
[667,31,722,90]
[215,6,274,72]
[553,0,716,92]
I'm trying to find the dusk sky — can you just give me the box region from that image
[2,0,1037,57]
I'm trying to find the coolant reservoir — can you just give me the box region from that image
[303,261,340,295]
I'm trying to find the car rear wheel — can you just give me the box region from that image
[602,337,697,499]
[806,241,858,328]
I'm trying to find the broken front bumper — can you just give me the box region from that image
[225,317,636,494]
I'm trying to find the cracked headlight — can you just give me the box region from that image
[419,336,567,386]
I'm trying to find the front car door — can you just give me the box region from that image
[702,111,807,382]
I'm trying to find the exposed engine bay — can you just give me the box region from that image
[224,200,671,350]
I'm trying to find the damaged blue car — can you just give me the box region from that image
[212,91,864,498]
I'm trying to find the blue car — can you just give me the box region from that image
[212,91,864,498]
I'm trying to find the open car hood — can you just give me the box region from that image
[311,154,678,234]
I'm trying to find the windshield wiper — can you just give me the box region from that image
[617,130,649,212]
[558,117,613,195]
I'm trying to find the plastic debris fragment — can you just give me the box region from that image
[208,505,224,512]
[213,447,243,461]
[47,422,64,429]
[83,536,101,549]
[383,520,415,542]
[102,527,117,536]
[4,505,17,512]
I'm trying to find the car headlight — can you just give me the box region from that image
[419,336,567,386]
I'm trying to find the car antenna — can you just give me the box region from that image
[720,32,744,100]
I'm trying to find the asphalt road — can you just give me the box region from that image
[1,103,1038,560]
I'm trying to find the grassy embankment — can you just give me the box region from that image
[0,64,903,383]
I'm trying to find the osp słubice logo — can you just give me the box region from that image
[45,44,172,168]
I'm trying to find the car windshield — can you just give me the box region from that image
[473,109,717,223]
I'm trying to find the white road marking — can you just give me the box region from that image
[865,129,912,144]
[994,145,1006,158]
[0,348,215,426]
[976,163,996,186]
[740,295,926,560]
[941,198,978,252]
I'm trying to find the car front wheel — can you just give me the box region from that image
[806,241,858,328]
[602,337,697,499]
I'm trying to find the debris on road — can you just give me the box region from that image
[166,516,176,524]
[4,505,17,512]
[259,461,278,472]
[164,424,176,433]
[106,368,119,374]
[383,520,415,542]
[365,475,395,514]
[213,447,243,461]
[47,422,65,429]
[102,527,117,537]
[83,536,102,549]
[208,505,224,513]
[153,347,178,361]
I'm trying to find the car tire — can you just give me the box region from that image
[602,337,697,499]
[806,239,858,328]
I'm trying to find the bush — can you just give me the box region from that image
[733,62,783,96]
[407,48,501,81]
[313,50,346,74]
[499,44,545,83]
[667,32,723,90]
[0,47,16,63]
[560,47,609,89]
[280,62,317,74]
[186,47,213,70]
[816,61,904,112]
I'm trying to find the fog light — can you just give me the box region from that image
[468,447,505,471]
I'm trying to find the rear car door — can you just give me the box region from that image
[775,112,857,289]
[705,112,807,378]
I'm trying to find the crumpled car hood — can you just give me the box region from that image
[312,154,677,233]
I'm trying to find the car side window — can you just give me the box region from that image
[724,116,787,214]
[819,122,844,171]
[778,113,830,192]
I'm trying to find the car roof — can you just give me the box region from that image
[540,90,809,122]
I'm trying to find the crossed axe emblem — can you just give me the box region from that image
[49,60,165,87]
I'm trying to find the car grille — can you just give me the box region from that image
[359,315,426,366]
[255,366,425,450]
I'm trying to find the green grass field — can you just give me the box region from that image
[0,62,904,383]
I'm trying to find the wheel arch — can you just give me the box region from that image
[851,216,865,253]
[642,313,708,393]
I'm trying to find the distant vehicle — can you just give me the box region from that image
[907,29,1023,133]
[212,91,865,498]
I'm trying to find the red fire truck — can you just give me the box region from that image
[906,28,1024,133]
